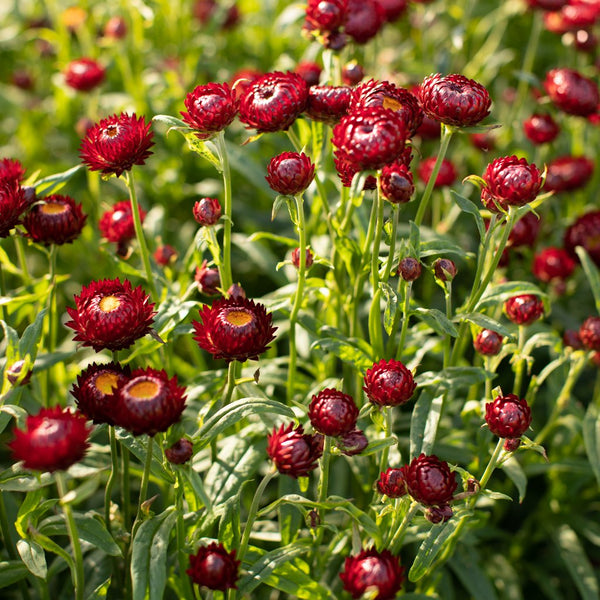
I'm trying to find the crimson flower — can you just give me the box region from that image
[195,261,221,296]
[377,468,407,497]
[23,194,87,245]
[402,453,457,506]
[295,61,322,87]
[0,179,29,238]
[473,329,503,356]
[64,57,106,92]
[265,152,315,196]
[187,542,240,591]
[523,113,560,144]
[267,423,323,478]
[308,388,359,437]
[0,158,26,184]
[364,359,416,407]
[544,155,594,193]
[544,68,599,117]
[580,317,600,351]
[398,257,422,281]
[564,210,600,266]
[504,294,544,325]
[165,438,194,464]
[532,247,576,283]
[380,160,414,203]
[9,407,91,472]
[485,394,532,439]
[306,85,351,124]
[193,197,222,226]
[305,0,348,32]
[417,157,457,188]
[345,0,386,44]
[154,244,177,266]
[99,199,145,253]
[80,113,154,177]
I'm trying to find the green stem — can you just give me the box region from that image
[124,170,158,301]
[223,361,238,407]
[389,501,419,554]
[215,132,233,292]
[175,472,195,600]
[379,408,393,473]
[133,436,154,533]
[14,236,31,286]
[122,443,131,528]
[443,284,453,369]
[383,205,399,282]
[395,282,413,361]
[56,473,85,600]
[513,325,527,398]
[368,182,385,359]
[476,438,505,494]
[105,426,119,533]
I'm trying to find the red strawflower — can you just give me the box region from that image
[267,422,324,478]
[433,258,457,282]
[11,69,34,91]
[544,68,599,117]
[71,361,131,425]
[80,113,154,177]
[528,0,568,10]
[337,429,369,455]
[350,80,423,137]
[417,157,457,188]
[564,210,600,265]
[380,160,414,203]
[193,197,222,226]
[332,107,407,171]
[473,329,503,356]
[523,113,560,144]
[532,247,577,282]
[112,367,186,436]
[402,453,457,506]
[377,468,407,497]
[306,85,351,124]
[195,261,221,296]
[363,359,416,407]
[485,394,532,439]
[181,82,239,140]
[265,152,315,195]
[64,57,105,92]
[481,155,542,211]
[165,438,194,464]
[544,155,594,193]
[295,61,322,87]
[230,68,262,99]
[340,548,404,600]
[9,407,91,473]
[508,212,541,248]
[544,3,598,33]
[376,0,408,22]
[563,329,584,349]
[193,296,276,362]
[227,283,246,301]
[398,257,422,281]
[154,244,178,266]
[0,179,29,238]
[66,278,156,352]
[291,247,314,269]
[238,71,309,133]
[99,199,145,250]
[504,294,544,325]
[308,388,359,437]
[342,61,364,86]
[345,0,386,44]
[333,154,378,189]
[417,73,491,128]
[574,29,598,52]
[0,158,26,184]
[580,316,600,350]
[23,194,87,245]
[187,542,240,591]
[103,16,127,39]
[305,0,348,32]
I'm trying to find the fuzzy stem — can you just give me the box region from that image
[513,325,527,398]
[105,426,119,533]
[389,501,419,554]
[215,132,233,292]
[14,236,31,286]
[395,281,413,361]
[476,438,505,493]
[133,436,154,533]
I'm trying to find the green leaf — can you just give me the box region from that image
[576,246,600,315]
[180,467,212,511]
[32,531,75,573]
[476,281,546,310]
[410,387,446,458]
[218,495,241,550]
[416,366,487,390]
[412,308,458,337]
[448,548,499,600]
[356,436,397,457]
[409,221,421,258]
[583,403,600,487]
[380,282,398,336]
[500,457,527,502]
[451,190,485,240]
[327,495,381,542]
[17,538,47,578]
[0,404,28,429]
[33,164,84,195]
[183,133,222,171]
[19,309,47,358]
[152,114,189,131]
[0,561,29,588]
[149,510,177,600]
[420,239,473,260]
[278,477,302,546]
[311,337,374,370]
[248,232,298,247]
[271,194,292,221]
[115,429,174,483]
[456,312,512,337]
[553,525,600,600]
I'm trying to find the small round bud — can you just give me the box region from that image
[338,429,368,456]
[195,261,221,296]
[425,504,453,524]
[474,329,503,356]
[165,438,194,464]
[193,197,222,226]
[291,247,314,269]
[433,258,457,282]
[398,257,421,281]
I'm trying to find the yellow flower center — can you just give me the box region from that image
[99,295,121,312]
[38,420,61,436]
[128,380,160,399]
[95,372,120,394]
[226,310,253,327]
[41,202,68,215]
[104,124,120,139]
[382,97,403,112]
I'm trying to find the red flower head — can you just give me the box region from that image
[473,329,503,356]
[523,113,560,144]
[238,71,309,133]
[187,542,240,591]
[308,388,359,437]
[380,160,414,203]
[544,68,599,117]
[71,361,131,425]
[305,0,348,32]
[504,294,544,325]
[532,247,576,282]
[181,82,239,140]
[66,278,156,352]
[417,73,491,128]
[485,393,532,439]
[154,244,178,266]
[544,155,594,193]
[64,57,106,92]
[508,212,541,248]
[112,367,187,436]
[481,155,542,212]
[332,107,407,171]
[433,258,457,282]
[544,3,598,34]
[338,429,369,455]
[267,422,324,478]
[350,80,423,137]
[9,407,91,472]
[193,296,276,362]
[295,61,322,87]
[23,194,87,245]
[340,547,404,600]
[80,112,154,177]
[306,85,351,124]
[265,152,315,196]
[398,257,422,281]
[417,157,457,188]
[0,179,29,238]
[563,329,584,350]
[193,197,222,226]
[377,0,408,22]
[564,210,600,266]
[345,0,386,44]
[363,359,416,407]
[333,154,378,189]
[99,199,144,253]
[165,438,194,464]
[580,316,600,351]
[291,247,314,269]
[402,453,457,506]
[528,0,567,9]
[342,61,365,86]
[103,16,128,39]
[195,261,221,296]
[377,468,407,497]
[0,158,26,184]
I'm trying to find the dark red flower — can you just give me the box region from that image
[291,247,314,269]
[485,393,532,439]
[11,69,34,91]
[402,453,457,506]
[532,247,576,282]
[340,548,404,600]
[523,113,560,144]
[417,157,457,188]
[380,160,414,204]
[308,388,359,437]
[165,438,194,464]
[580,316,600,350]
[103,16,127,39]
[544,3,598,33]
[305,0,348,32]
[333,154,378,189]
[398,257,422,281]
[504,294,544,325]
[473,329,503,356]
[267,422,324,478]
[295,61,322,87]
[345,0,386,44]
[99,199,145,250]
[363,359,416,407]
[376,0,408,22]
[193,197,222,226]
[238,71,309,133]
[528,0,567,10]
[23,194,87,245]
[544,68,599,117]
[187,542,240,591]
[377,468,407,497]
[544,155,594,193]
[227,283,246,301]
[71,361,131,425]
[0,179,29,238]
[0,158,26,184]
[508,212,541,248]
[9,407,91,472]
[64,58,105,92]
[332,107,407,171]
[425,504,453,524]
[564,210,600,265]
[66,278,156,352]
[195,261,221,296]
[342,61,365,86]
[306,85,351,124]
[265,152,315,195]
[433,258,457,282]
[563,329,584,349]
[193,296,276,362]
[181,83,239,140]
[154,245,178,266]
[80,113,154,177]
[417,73,491,128]
[350,80,423,137]
[337,429,369,455]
